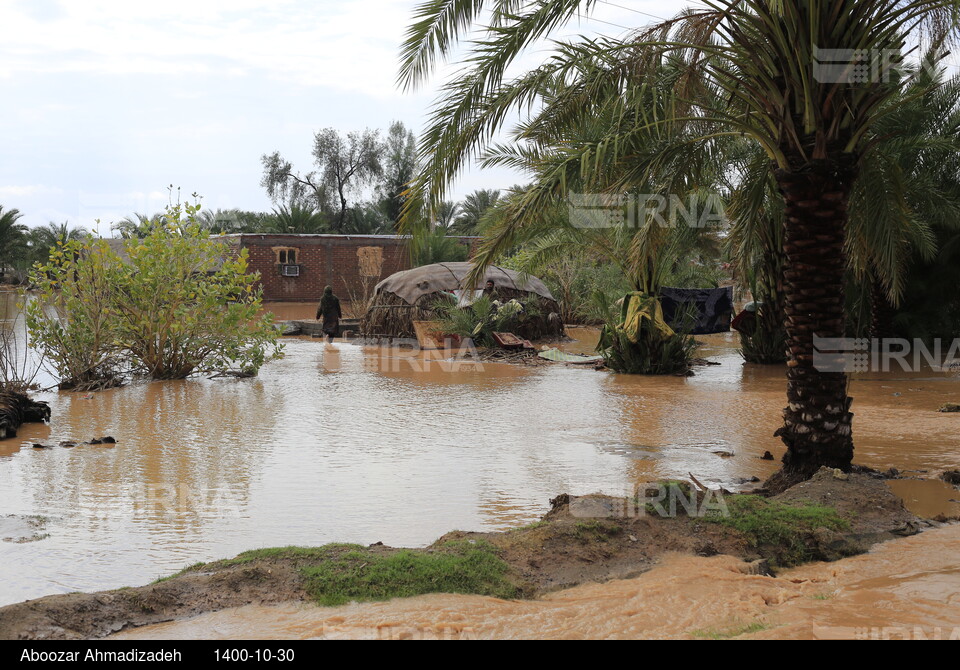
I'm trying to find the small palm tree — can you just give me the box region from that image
[268,204,330,234]
[452,189,501,234]
[113,213,163,239]
[0,206,29,277]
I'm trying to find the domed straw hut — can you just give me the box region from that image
[360,262,563,340]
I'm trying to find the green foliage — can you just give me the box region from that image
[737,305,787,365]
[433,295,499,343]
[596,296,697,376]
[598,322,697,376]
[703,495,850,567]
[451,189,501,235]
[27,201,283,386]
[0,205,29,279]
[410,227,469,266]
[25,238,125,390]
[268,203,329,234]
[172,541,518,606]
[566,521,623,543]
[299,540,518,607]
[499,245,630,325]
[433,294,543,345]
[261,127,385,232]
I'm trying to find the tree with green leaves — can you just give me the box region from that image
[378,121,419,228]
[261,128,385,232]
[729,58,960,355]
[27,202,283,387]
[398,0,960,486]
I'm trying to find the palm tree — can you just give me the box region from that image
[433,200,460,230]
[28,221,91,265]
[0,206,28,277]
[730,58,960,353]
[399,0,960,485]
[847,62,960,335]
[268,204,330,234]
[113,212,163,239]
[452,189,501,234]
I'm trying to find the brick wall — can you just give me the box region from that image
[239,234,479,303]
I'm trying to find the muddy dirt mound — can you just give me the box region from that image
[0,557,308,640]
[774,467,920,534]
[0,475,943,641]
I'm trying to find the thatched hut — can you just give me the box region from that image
[360,262,563,340]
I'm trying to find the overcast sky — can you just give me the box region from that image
[0,0,699,234]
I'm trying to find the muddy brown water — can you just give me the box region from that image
[112,524,960,640]
[1,295,959,612]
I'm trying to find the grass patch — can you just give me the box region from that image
[300,540,519,607]
[151,562,208,584]
[703,495,849,567]
[206,544,365,570]
[566,521,623,543]
[691,621,771,639]
[637,480,700,517]
[512,520,549,532]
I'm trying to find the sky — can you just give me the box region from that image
[0,0,699,234]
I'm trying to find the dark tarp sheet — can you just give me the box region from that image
[659,286,734,335]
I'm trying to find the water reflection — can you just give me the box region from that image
[0,302,959,606]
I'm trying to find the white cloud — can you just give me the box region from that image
[0,0,698,228]
[0,185,63,198]
[0,0,419,97]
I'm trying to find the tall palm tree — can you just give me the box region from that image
[399,0,960,485]
[730,58,960,351]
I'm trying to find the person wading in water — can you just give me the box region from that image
[316,286,342,343]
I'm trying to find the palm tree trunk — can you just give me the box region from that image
[771,161,856,487]
[870,278,896,339]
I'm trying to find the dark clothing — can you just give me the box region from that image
[317,294,342,337]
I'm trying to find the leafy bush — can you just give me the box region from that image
[26,239,126,390]
[27,202,283,387]
[433,295,508,344]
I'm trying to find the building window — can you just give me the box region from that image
[273,247,299,265]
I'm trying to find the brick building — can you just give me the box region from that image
[224,234,478,303]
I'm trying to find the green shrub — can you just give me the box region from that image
[27,201,283,386]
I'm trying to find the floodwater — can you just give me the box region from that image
[114,524,960,640]
[2,293,960,614]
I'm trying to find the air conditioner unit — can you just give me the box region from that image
[281,264,300,277]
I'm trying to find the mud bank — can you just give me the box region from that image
[1,468,953,641]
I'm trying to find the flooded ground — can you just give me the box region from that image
[113,523,960,640]
[1,296,959,610]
